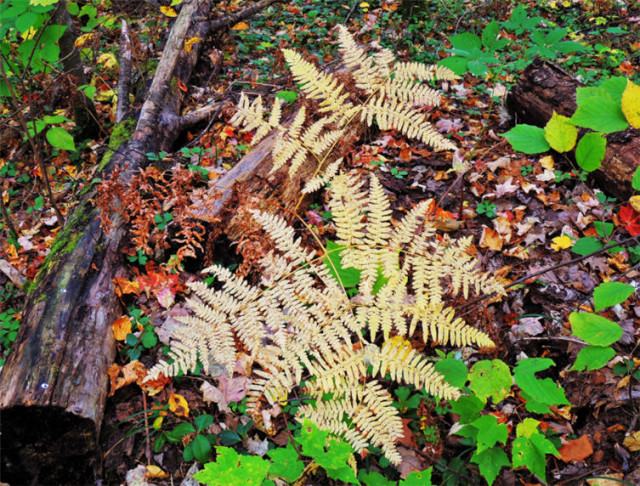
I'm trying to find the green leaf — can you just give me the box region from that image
[513,358,569,413]
[266,442,304,481]
[472,415,508,454]
[276,90,298,103]
[569,94,629,133]
[191,434,212,463]
[471,446,510,486]
[438,56,469,76]
[296,419,330,458]
[572,237,602,255]
[467,60,489,76]
[167,423,195,442]
[67,2,80,15]
[358,471,395,486]
[323,240,361,288]
[434,358,468,388]
[633,166,640,191]
[194,414,214,432]
[401,468,434,486]
[512,433,559,482]
[450,393,484,423]
[468,360,512,404]
[600,76,628,104]
[593,282,635,311]
[218,429,242,446]
[141,330,157,348]
[15,12,40,34]
[502,125,550,154]
[544,111,578,153]
[594,221,614,238]
[316,438,352,470]
[575,132,606,172]
[193,447,271,486]
[571,345,616,371]
[481,20,501,50]
[46,127,76,152]
[569,312,622,346]
[449,32,482,53]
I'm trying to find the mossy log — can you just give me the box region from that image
[0,2,206,483]
[506,58,640,200]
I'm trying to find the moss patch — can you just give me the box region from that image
[98,118,136,172]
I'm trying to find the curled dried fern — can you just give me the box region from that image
[229,24,459,189]
[147,172,505,465]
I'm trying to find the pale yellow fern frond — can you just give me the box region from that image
[394,61,459,82]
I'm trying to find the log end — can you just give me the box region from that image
[1,406,98,485]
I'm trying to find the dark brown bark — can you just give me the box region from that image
[0,2,209,483]
[507,58,640,200]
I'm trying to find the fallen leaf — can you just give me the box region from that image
[494,177,519,197]
[160,6,178,17]
[201,381,227,411]
[586,473,624,486]
[112,316,133,341]
[145,465,169,479]
[140,373,171,396]
[232,21,249,30]
[551,235,572,251]
[396,447,427,479]
[156,286,175,309]
[113,277,140,296]
[621,79,640,128]
[184,36,201,53]
[107,360,147,396]
[623,430,640,451]
[479,226,504,251]
[244,435,269,456]
[559,435,594,462]
[97,52,118,70]
[125,465,149,486]
[169,393,190,418]
[540,155,555,171]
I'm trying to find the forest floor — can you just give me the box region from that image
[1,1,640,485]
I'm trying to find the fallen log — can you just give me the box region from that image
[506,58,640,200]
[0,1,220,483]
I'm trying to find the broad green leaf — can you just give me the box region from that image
[633,166,640,191]
[15,12,40,34]
[359,471,395,486]
[575,132,606,172]
[544,111,577,153]
[594,221,614,238]
[323,240,361,288]
[449,32,482,53]
[194,414,213,431]
[43,114,72,124]
[316,439,353,470]
[166,422,195,442]
[193,447,270,486]
[190,434,211,463]
[471,446,510,486]
[502,125,550,154]
[434,358,468,388]
[276,90,298,104]
[450,393,484,423]
[572,237,602,255]
[467,60,489,76]
[622,79,640,128]
[401,468,434,486]
[481,21,500,50]
[218,429,241,445]
[600,76,628,104]
[516,417,540,438]
[438,56,468,76]
[512,433,558,482]
[514,358,569,413]
[569,312,622,346]
[569,94,629,133]
[468,359,512,404]
[296,419,329,458]
[593,282,635,311]
[267,442,304,481]
[472,415,508,454]
[571,345,616,371]
[46,127,76,151]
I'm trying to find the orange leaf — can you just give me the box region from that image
[145,465,169,479]
[169,393,190,417]
[559,435,593,462]
[177,80,188,92]
[107,360,147,396]
[479,226,503,251]
[141,373,171,396]
[113,277,140,297]
[184,36,201,53]
[112,316,132,341]
[160,6,178,17]
[232,21,249,31]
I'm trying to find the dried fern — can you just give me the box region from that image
[229,24,459,187]
[147,172,505,465]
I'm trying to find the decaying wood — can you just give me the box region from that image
[0,2,211,483]
[115,20,132,123]
[507,58,640,200]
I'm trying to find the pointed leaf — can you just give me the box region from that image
[514,358,569,413]
[502,124,550,154]
[46,127,76,152]
[569,94,628,133]
[571,345,616,371]
[468,360,512,404]
[569,312,622,346]
[622,79,640,128]
[471,446,510,485]
[593,282,635,311]
[545,111,578,153]
[575,132,606,172]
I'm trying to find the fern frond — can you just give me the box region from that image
[394,62,459,82]
[229,93,265,132]
[302,157,343,194]
[384,78,443,106]
[362,91,457,151]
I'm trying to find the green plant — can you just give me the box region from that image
[194,419,434,486]
[476,200,497,219]
[155,413,216,463]
[502,76,638,173]
[569,281,636,371]
[122,307,157,361]
[390,167,408,179]
[0,308,20,367]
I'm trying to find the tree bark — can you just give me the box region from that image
[506,58,640,200]
[0,2,208,483]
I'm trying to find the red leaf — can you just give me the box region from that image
[559,435,594,462]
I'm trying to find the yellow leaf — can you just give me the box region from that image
[551,235,572,251]
[630,195,640,213]
[97,53,118,70]
[540,155,555,171]
[74,33,94,48]
[624,430,640,451]
[146,465,169,479]
[170,0,183,5]
[160,6,178,17]
[112,316,132,341]
[621,79,640,128]
[169,393,190,417]
[232,21,249,31]
[184,36,202,53]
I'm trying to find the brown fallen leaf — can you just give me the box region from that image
[558,434,593,462]
[169,393,190,418]
[112,316,132,341]
[479,226,504,251]
[107,360,147,396]
[623,430,640,451]
[586,473,623,486]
